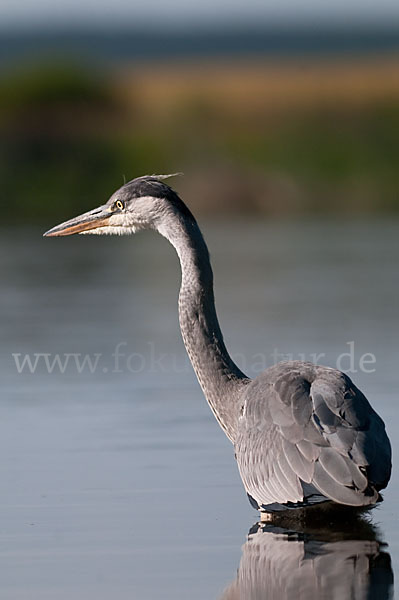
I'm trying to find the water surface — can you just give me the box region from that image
[1,219,398,598]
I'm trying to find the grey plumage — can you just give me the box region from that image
[236,362,391,509]
[44,174,392,513]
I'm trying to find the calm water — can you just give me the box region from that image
[1,219,398,599]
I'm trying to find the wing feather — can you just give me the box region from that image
[312,461,377,505]
[318,447,354,486]
[235,362,391,509]
[282,438,314,483]
[276,448,304,498]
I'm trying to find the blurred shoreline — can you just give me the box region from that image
[1,24,399,66]
[1,29,398,222]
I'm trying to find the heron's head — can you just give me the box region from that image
[43,174,192,237]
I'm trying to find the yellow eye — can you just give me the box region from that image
[114,200,124,211]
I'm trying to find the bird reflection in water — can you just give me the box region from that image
[221,513,393,600]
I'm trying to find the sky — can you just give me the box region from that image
[1,0,399,29]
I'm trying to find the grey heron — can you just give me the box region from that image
[44,174,392,516]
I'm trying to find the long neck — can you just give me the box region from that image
[157,213,248,442]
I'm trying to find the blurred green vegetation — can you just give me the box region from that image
[0,63,112,111]
[1,59,398,223]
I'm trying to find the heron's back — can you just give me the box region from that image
[235,361,391,511]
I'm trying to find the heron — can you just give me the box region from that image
[44,174,392,517]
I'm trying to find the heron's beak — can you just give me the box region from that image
[43,205,111,237]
